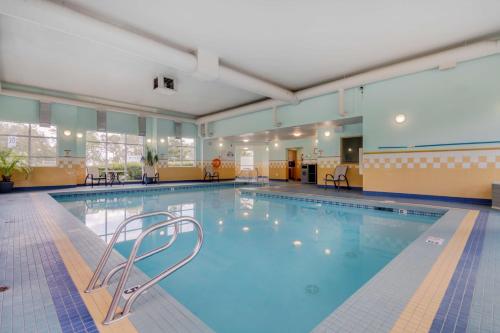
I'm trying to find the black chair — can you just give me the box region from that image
[204,167,219,182]
[85,167,107,187]
[324,165,350,190]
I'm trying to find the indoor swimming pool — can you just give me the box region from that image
[55,187,439,333]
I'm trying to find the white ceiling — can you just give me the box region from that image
[1,0,500,117]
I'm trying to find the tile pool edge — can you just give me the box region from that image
[40,192,215,333]
[44,184,473,332]
[239,188,447,217]
[239,188,474,332]
[48,181,265,199]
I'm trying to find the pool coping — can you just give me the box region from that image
[23,182,477,333]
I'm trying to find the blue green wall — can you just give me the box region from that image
[317,123,363,157]
[211,88,363,138]
[2,53,499,163]
[0,95,200,159]
[362,54,500,151]
[208,54,500,154]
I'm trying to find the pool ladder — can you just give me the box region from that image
[85,211,204,325]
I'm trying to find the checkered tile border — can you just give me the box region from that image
[57,157,85,169]
[363,149,500,169]
[317,156,340,168]
[201,160,235,168]
[269,160,287,168]
[157,160,202,168]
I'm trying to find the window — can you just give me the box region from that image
[86,131,144,180]
[341,136,363,163]
[166,203,195,234]
[0,121,57,166]
[167,137,195,166]
[240,149,254,170]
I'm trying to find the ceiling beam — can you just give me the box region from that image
[0,0,297,103]
[197,39,500,124]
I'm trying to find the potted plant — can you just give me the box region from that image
[0,149,31,193]
[141,146,159,184]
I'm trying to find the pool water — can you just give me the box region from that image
[57,188,437,333]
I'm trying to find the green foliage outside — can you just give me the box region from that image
[0,149,31,182]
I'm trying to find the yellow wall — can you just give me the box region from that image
[269,160,287,180]
[11,158,86,188]
[363,148,500,199]
[12,166,85,187]
[158,166,202,181]
[202,160,235,180]
[10,158,207,188]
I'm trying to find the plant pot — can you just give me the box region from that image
[0,181,14,193]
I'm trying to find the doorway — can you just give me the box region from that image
[287,148,300,181]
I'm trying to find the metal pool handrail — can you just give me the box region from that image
[85,211,204,325]
[85,211,179,293]
[104,216,203,324]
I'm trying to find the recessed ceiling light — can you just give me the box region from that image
[292,132,301,137]
[348,148,352,152]
[324,131,331,137]
[147,138,152,143]
[76,132,83,139]
[160,138,165,143]
[219,142,223,147]
[63,130,71,136]
[395,114,406,124]
[315,139,319,144]
[243,139,249,142]
[266,146,269,151]
[274,142,279,147]
[243,147,249,150]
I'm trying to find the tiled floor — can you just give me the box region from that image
[1,181,499,333]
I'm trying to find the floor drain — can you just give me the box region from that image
[305,284,319,295]
[0,286,9,293]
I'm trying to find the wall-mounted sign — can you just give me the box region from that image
[7,136,16,148]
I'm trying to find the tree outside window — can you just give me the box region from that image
[0,121,57,167]
[86,131,144,180]
[167,137,195,167]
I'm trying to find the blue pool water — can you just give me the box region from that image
[56,187,438,333]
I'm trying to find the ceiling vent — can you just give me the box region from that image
[153,75,176,95]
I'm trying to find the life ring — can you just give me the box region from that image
[212,158,221,168]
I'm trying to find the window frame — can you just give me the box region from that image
[340,136,363,164]
[0,121,58,167]
[86,130,145,180]
[166,136,196,167]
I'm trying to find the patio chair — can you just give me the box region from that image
[324,165,350,190]
[204,166,219,182]
[85,167,107,187]
[142,165,159,184]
